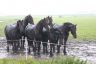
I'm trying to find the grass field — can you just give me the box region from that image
[0,15,96,40]
[0,56,87,64]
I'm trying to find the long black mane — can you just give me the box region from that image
[35,18,45,33]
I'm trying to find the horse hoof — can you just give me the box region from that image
[49,53,54,57]
[7,49,9,52]
[56,52,60,55]
[64,53,67,55]
[7,46,9,52]
[49,55,53,57]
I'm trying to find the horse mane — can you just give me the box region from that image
[63,22,73,26]
[61,22,73,32]
[47,16,52,22]
[36,18,45,31]
[16,20,22,32]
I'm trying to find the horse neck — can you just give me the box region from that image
[22,20,27,28]
[15,24,21,34]
[36,20,43,33]
[63,26,70,35]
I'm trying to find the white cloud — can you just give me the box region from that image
[0,0,96,15]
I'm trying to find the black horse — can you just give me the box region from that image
[49,22,77,57]
[42,16,53,54]
[25,17,53,56]
[49,27,62,57]
[20,15,34,50]
[5,15,34,52]
[4,20,23,53]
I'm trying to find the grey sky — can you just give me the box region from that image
[0,0,96,15]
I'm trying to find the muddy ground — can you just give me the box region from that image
[0,37,96,64]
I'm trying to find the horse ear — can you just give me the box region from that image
[17,20,20,26]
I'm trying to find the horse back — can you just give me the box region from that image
[4,24,21,40]
[25,24,36,39]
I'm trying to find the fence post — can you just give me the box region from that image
[25,37,28,60]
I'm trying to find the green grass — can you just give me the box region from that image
[0,15,96,40]
[0,56,87,64]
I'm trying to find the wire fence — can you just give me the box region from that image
[0,37,77,60]
[0,38,74,47]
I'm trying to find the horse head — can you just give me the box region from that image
[47,16,53,28]
[42,16,53,33]
[42,17,53,32]
[23,15,34,27]
[63,22,77,38]
[69,24,77,38]
[17,20,24,34]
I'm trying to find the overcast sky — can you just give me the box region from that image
[0,0,96,16]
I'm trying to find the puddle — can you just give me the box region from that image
[67,40,96,64]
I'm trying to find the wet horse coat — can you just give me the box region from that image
[25,17,53,56]
[49,22,77,57]
[5,20,23,52]
[5,15,34,52]
[20,15,34,50]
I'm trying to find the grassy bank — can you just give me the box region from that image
[0,56,87,64]
[0,15,96,40]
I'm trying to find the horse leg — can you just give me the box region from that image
[32,41,35,54]
[57,45,61,54]
[63,36,68,55]
[33,41,37,56]
[22,36,25,49]
[28,40,31,54]
[43,43,47,54]
[14,41,18,53]
[12,41,14,53]
[20,37,25,50]
[37,41,41,57]
[7,45,9,52]
[43,43,45,54]
[57,36,63,54]
[50,44,53,57]
[20,39,23,50]
[13,40,19,53]
[53,44,55,53]
[12,42,16,53]
[16,41,19,52]
[43,43,48,55]
[7,40,10,52]
[28,46,31,54]
[45,43,48,54]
